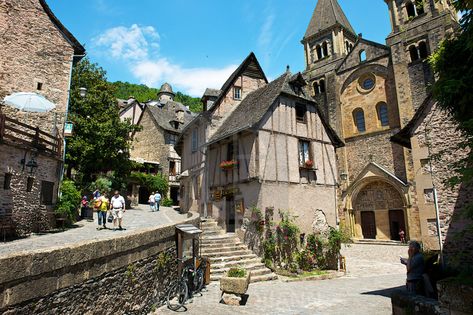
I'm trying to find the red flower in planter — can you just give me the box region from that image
[219,160,238,170]
[305,159,314,168]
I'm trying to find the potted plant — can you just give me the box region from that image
[219,160,238,171]
[220,267,251,295]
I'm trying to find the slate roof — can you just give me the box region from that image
[391,94,435,149]
[40,0,86,56]
[202,88,221,98]
[208,52,268,115]
[147,101,195,133]
[304,0,356,40]
[208,71,343,148]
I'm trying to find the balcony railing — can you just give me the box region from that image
[0,114,62,157]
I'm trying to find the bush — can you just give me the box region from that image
[90,176,112,193]
[56,180,81,222]
[129,172,169,196]
[227,267,246,278]
[161,197,173,207]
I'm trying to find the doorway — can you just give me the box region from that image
[170,186,179,205]
[361,211,376,239]
[389,210,406,240]
[225,197,235,233]
[138,186,149,204]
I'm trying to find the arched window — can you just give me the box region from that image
[409,45,419,62]
[322,42,329,57]
[350,44,354,51]
[313,82,320,95]
[419,41,429,59]
[406,1,416,18]
[353,109,366,132]
[360,50,367,62]
[319,80,326,93]
[345,41,350,53]
[377,102,389,126]
[316,45,322,60]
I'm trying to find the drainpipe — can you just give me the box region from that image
[58,54,86,195]
[203,126,209,218]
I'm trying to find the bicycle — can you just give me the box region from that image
[166,257,208,311]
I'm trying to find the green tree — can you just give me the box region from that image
[66,59,140,188]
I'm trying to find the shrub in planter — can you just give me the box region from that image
[220,267,251,295]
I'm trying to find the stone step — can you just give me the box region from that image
[210,271,278,283]
[202,230,225,236]
[211,258,264,270]
[209,253,258,263]
[201,237,240,244]
[352,239,408,246]
[201,249,254,258]
[201,221,218,226]
[211,267,273,277]
[201,244,249,252]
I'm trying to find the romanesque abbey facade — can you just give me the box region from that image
[302,0,459,249]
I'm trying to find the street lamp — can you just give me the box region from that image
[79,87,87,98]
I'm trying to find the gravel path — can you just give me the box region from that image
[155,243,409,315]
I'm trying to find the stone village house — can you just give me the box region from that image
[0,0,85,236]
[123,83,195,205]
[299,0,459,249]
[177,53,343,238]
[391,96,473,267]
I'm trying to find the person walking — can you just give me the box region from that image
[80,196,89,220]
[149,191,156,212]
[97,193,109,230]
[154,191,162,211]
[110,190,126,230]
[400,240,425,294]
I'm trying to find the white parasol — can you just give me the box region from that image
[3,92,56,112]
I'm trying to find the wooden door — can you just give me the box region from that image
[226,198,235,232]
[361,211,376,239]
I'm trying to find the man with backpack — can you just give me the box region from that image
[154,191,162,211]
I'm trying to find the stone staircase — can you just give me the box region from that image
[200,218,277,283]
[352,238,408,246]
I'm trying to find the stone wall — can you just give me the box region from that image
[0,212,200,314]
[414,104,473,267]
[0,0,77,136]
[130,109,169,175]
[0,142,60,236]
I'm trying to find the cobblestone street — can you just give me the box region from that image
[156,243,408,315]
[0,205,184,257]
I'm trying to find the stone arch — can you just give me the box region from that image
[322,41,329,57]
[349,177,408,240]
[406,1,417,18]
[419,41,429,59]
[409,45,419,62]
[340,64,389,95]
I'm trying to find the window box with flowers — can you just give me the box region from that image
[301,159,317,170]
[220,160,238,171]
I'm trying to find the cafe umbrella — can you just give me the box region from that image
[3,92,56,112]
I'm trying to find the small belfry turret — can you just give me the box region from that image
[302,0,357,70]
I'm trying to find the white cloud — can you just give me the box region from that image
[93,24,236,97]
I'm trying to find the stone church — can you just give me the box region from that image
[301,0,459,248]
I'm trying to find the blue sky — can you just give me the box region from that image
[48,0,391,96]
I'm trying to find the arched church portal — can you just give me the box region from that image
[352,180,406,240]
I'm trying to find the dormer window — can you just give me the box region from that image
[295,103,307,123]
[233,87,241,100]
